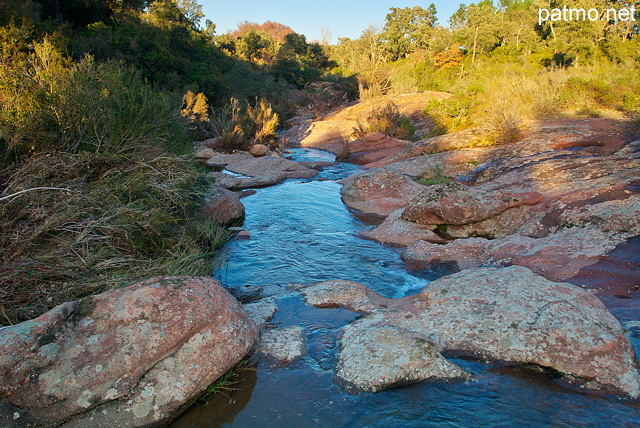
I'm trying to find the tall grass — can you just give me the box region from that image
[0,37,232,325]
[353,101,416,140]
[0,153,230,324]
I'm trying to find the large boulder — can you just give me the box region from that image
[0,277,258,427]
[412,266,640,396]
[321,267,640,396]
[341,168,424,217]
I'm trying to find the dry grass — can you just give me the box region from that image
[0,152,230,325]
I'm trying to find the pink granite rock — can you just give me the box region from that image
[0,277,257,427]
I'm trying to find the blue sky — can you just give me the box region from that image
[200,1,461,43]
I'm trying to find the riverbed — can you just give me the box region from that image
[172,149,640,427]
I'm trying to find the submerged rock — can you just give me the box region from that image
[0,277,258,427]
[259,326,307,364]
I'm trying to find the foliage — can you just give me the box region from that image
[199,98,280,153]
[245,98,279,146]
[354,102,416,140]
[0,152,229,325]
[0,37,184,159]
[382,5,438,60]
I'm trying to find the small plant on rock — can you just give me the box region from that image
[414,163,451,185]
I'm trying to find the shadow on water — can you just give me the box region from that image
[172,148,640,427]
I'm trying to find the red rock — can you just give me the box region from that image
[337,132,408,165]
[237,230,251,239]
[402,227,628,282]
[361,209,448,247]
[341,168,424,217]
[322,267,640,397]
[249,144,269,157]
[204,184,245,225]
[0,277,257,427]
[402,181,545,226]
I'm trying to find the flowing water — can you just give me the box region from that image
[172,149,640,427]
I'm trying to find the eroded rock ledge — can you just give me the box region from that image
[340,119,640,286]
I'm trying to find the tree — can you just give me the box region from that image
[382,5,438,60]
[176,0,204,30]
[237,31,270,64]
[452,1,501,63]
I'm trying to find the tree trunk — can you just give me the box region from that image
[472,25,479,64]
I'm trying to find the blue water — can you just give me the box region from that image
[214,149,432,298]
[172,148,640,428]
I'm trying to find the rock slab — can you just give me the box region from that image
[336,324,470,392]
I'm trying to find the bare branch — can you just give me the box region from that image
[0,187,72,202]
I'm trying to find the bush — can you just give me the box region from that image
[245,98,280,147]
[355,101,415,140]
[423,95,474,135]
[0,38,187,159]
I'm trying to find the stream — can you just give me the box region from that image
[172,149,640,427]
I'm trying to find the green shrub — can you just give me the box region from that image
[423,96,474,135]
[0,38,187,159]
